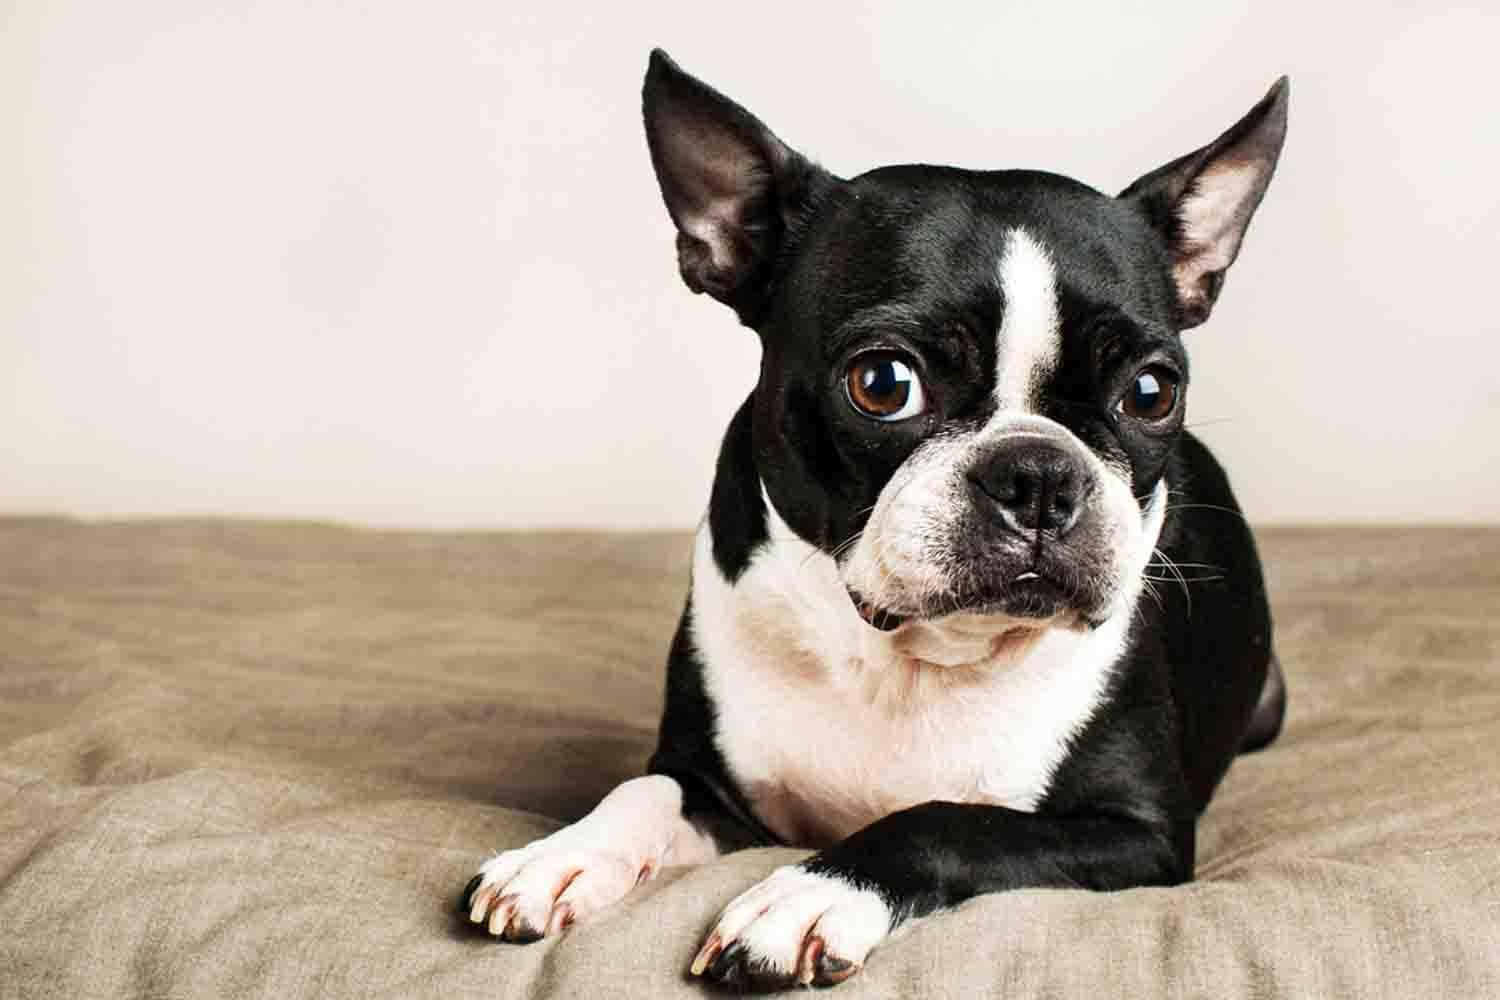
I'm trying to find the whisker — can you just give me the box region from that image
[1151,546,1194,619]
[1140,576,1165,615]
[820,530,864,566]
[1164,502,1249,524]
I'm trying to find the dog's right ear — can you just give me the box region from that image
[643,49,835,325]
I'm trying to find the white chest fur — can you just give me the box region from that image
[689,498,1147,847]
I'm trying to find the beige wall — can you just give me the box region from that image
[4,1,1497,528]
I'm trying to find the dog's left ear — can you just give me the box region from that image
[1120,78,1289,329]
[643,49,836,326]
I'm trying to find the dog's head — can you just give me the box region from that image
[643,50,1286,638]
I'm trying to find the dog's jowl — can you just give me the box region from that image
[463,50,1289,991]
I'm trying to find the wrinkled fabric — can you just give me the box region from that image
[1,518,1497,998]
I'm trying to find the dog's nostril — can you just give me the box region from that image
[1044,487,1080,534]
[969,466,1031,508]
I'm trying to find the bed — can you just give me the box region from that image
[2,518,1497,997]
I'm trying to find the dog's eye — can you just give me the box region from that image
[845,353,927,422]
[1118,366,1179,421]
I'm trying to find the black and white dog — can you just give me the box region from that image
[462,50,1288,990]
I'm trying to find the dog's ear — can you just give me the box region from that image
[1120,78,1289,329]
[643,49,836,325]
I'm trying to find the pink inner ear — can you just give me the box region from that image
[659,121,771,274]
[1172,160,1269,317]
[682,211,734,274]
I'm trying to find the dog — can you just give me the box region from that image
[461,49,1288,991]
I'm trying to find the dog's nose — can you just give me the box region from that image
[967,439,1090,536]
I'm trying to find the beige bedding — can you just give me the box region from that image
[2,518,1498,998]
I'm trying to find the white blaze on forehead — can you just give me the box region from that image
[994,228,1062,411]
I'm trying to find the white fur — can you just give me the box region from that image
[836,429,969,622]
[693,865,893,982]
[466,774,718,937]
[693,479,1167,846]
[993,227,1062,411]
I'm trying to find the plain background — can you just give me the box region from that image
[4,1,1497,529]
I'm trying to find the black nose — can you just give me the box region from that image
[967,439,1090,536]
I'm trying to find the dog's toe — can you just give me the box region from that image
[456,873,485,916]
[462,841,643,942]
[691,865,892,990]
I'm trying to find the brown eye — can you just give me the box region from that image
[1119,366,1179,421]
[845,353,927,421]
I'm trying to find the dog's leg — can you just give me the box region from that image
[692,801,1189,990]
[461,774,720,941]
[1239,651,1287,753]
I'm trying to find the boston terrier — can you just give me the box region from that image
[461,49,1288,991]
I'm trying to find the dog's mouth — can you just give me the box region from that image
[849,590,908,632]
[847,573,1091,634]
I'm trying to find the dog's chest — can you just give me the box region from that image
[689,524,1126,846]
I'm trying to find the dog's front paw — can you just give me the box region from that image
[690,865,893,990]
[460,837,652,942]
